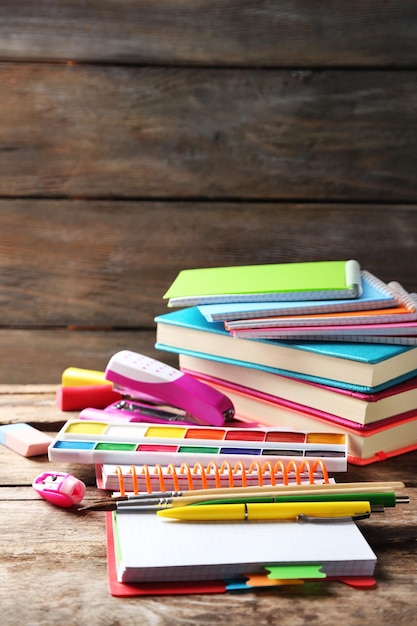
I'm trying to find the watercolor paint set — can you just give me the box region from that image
[48,420,347,470]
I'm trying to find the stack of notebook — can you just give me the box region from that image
[156,260,417,465]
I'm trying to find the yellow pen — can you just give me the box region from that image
[157,500,373,522]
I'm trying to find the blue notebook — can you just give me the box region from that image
[198,271,396,322]
[155,306,417,393]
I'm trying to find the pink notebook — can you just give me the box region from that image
[181,366,417,431]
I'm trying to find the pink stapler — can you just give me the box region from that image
[79,398,209,426]
[101,350,235,427]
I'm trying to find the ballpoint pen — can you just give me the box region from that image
[156,500,374,521]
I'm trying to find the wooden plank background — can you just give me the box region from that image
[0,1,416,382]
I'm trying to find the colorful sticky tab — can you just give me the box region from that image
[244,574,304,587]
[224,577,302,591]
[265,565,326,580]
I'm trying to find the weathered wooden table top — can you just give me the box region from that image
[0,386,416,626]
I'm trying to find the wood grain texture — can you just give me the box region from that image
[0,387,416,626]
[0,4,416,623]
[0,329,175,383]
[0,1,416,66]
[0,65,416,200]
[0,201,416,329]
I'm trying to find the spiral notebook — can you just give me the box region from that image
[199,270,397,322]
[102,460,377,596]
[108,507,377,587]
[225,286,417,331]
[164,260,362,307]
[96,459,331,494]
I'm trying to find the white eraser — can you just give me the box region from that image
[0,423,52,457]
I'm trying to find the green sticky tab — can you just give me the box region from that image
[265,565,326,580]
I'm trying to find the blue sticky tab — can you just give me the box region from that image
[225,579,250,591]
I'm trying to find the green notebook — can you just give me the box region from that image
[164,260,362,307]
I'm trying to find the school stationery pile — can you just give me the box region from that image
[52,257,415,598]
[54,353,337,492]
[92,477,408,595]
[156,260,417,464]
[50,347,410,597]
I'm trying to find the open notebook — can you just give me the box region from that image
[111,509,376,585]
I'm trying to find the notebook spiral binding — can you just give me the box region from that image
[387,280,417,310]
[115,459,330,496]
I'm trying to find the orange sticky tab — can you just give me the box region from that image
[245,574,304,587]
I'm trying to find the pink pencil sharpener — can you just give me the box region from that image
[32,471,86,508]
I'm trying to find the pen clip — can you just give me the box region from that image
[297,513,371,523]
